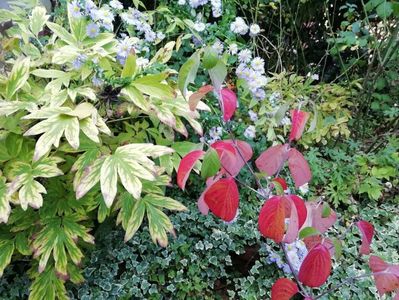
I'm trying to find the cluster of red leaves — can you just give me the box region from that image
[177,87,397,299]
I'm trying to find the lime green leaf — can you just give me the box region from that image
[29,266,68,300]
[46,22,76,45]
[5,133,23,157]
[123,196,146,242]
[6,57,30,99]
[0,177,11,224]
[201,148,221,179]
[29,6,49,36]
[121,52,137,78]
[0,240,14,277]
[0,101,37,116]
[31,69,66,78]
[121,85,149,111]
[143,194,187,211]
[321,202,332,218]
[178,50,200,98]
[208,59,227,93]
[299,226,320,239]
[203,46,218,69]
[133,75,174,99]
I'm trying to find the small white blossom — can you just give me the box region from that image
[229,43,238,55]
[244,125,256,139]
[248,110,258,122]
[193,21,206,32]
[109,0,123,10]
[249,24,261,36]
[238,49,252,63]
[230,17,249,35]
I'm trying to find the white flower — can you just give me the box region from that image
[385,182,392,189]
[157,32,166,40]
[251,57,265,72]
[248,110,258,122]
[299,183,309,195]
[210,0,222,17]
[230,17,249,35]
[238,49,252,63]
[178,0,186,4]
[229,43,238,55]
[249,24,261,36]
[109,0,123,10]
[244,125,256,139]
[281,116,291,126]
[193,21,206,32]
[136,57,149,67]
[307,72,319,81]
[212,40,224,55]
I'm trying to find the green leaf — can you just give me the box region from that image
[5,133,23,158]
[208,59,227,93]
[6,57,30,99]
[376,2,393,18]
[143,194,187,211]
[15,232,32,255]
[121,85,149,111]
[178,50,200,98]
[123,196,146,242]
[0,240,14,277]
[332,238,342,260]
[146,204,174,247]
[202,46,218,69]
[274,103,290,124]
[201,148,221,179]
[29,6,49,36]
[322,202,332,218]
[0,177,11,224]
[133,75,174,99]
[31,69,66,78]
[0,101,37,116]
[121,52,137,78]
[29,266,68,300]
[46,22,76,45]
[299,226,320,239]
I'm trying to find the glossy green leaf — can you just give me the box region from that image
[201,148,221,179]
[299,226,320,239]
[178,50,200,98]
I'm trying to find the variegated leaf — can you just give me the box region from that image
[0,240,14,277]
[0,177,11,224]
[0,101,37,116]
[6,57,31,99]
[29,6,49,36]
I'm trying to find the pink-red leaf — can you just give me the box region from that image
[282,199,299,243]
[289,195,307,229]
[189,85,214,111]
[271,278,298,300]
[272,177,288,191]
[177,150,205,190]
[356,220,374,255]
[255,144,290,176]
[289,109,310,142]
[369,255,399,296]
[204,177,239,221]
[288,148,311,188]
[298,243,332,287]
[258,196,286,243]
[305,202,337,233]
[220,88,237,121]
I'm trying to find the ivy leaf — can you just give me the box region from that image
[6,57,30,99]
[0,177,11,224]
[220,88,237,121]
[29,266,68,300]
[29,6,49,36]
[369,255,399,297]
[204,177,239,222]
[178,50,200,98]
[298,243,332,287]
[201,148,221,179]
[356,220,374,255]
[0,240,14,277]
[177,150,205,190]
[271,278,299,300]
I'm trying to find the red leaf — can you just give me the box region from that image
[189,85,214,111]
[298,243,332,287]
[289,109,310,142]
[289,195,307,229]
[211,140,252,177]
[282,199,299,243]
[197,174,223,215]
[356,220,374,255]
[288,148,311,188]
[255,144,290,176]
[369,256,399,296]
[177,150,205,190]
[305,202,337,233]
[303,235,335,257]
[220,88,237,121]
[258,196,286,243]
[272,177,288,191]
[204,177,239,221]
[271,278,298,300]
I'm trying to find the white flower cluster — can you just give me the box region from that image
[202,126,223,144]
[210,0,222,18]
[230,17,261,36]
[265,240,308,274]
[236,52,267,100]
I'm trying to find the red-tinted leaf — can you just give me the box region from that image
[258,196,286,242]
[298,243,332,287]
[273,177,288,191]
[288,148,311,188]
[189,85,214,111]
[306,202,337,233]
[271,278,299,300]
[220,88,237,121]
[289,109,310,142]
[369,255,399,296]
[177,150,205,190]
[204,177,239,221]
[356,220,374,255]
[197,175,223,215]
[289,195,307,229]
[282,199,299,243]
[255,144,290,176]
[303,235,335,257]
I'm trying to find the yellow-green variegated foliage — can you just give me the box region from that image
[0,3,205,299]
